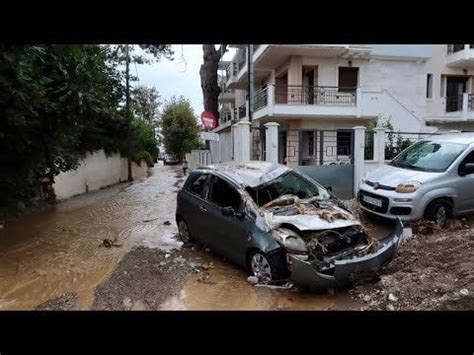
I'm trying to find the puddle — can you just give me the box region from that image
[0,165,184,310]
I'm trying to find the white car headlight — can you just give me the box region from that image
[271,228,307,253]
[395,181,421,193]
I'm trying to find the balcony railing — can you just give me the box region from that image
[469,94,474,111]
[446,95,463,112]
[220,109,232,124]
[274,85,357,106]
[238,104,247,119]
[447,44,466,54]
[254,87,268,111]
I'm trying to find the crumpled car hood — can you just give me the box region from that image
[264,205,360,231]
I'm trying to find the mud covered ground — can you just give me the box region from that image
[348,204,474,310]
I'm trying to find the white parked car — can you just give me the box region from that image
[359,132,474,227]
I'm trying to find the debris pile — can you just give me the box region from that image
[351,215,474,310]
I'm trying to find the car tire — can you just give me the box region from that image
[177,219,193,243]
[248,249,290,284]
[424,200,450,228]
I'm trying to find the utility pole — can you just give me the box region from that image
[247,44,254,122]
[125,44,133,182]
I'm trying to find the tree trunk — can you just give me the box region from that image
[199,45,227,121]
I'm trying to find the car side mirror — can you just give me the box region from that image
[460,162,474,176]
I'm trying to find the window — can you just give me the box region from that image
[459,151,474,175]
[245,171,330,207]
[186,173,209,198]
[337,130,353,156]
[303,131,316,157]
[426,73,433,98]
[208,176,241,211]
[338,67,358,92]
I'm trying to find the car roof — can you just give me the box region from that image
[195,161,291,188]
[428,132,474,145]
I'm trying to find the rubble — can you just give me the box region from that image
[387,293,398,302]
[350,215,474,310]
[247,276,259,285]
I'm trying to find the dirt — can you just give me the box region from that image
[350,215,474,310]
[35,292,78,310]
[92,246,197,310]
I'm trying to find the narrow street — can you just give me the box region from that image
[0,164,362,310]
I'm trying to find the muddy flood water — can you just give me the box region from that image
[0,164,392,310]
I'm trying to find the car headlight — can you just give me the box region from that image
[395,181,421,193]
[271,229,308,253]
[283,236,307,253]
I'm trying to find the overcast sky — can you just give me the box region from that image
[135,45,236,116]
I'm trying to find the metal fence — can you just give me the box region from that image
[251,126,266,161]
[469,94,474,111]
[446,95,463,112]
[364,130,374,160]
[274,85,357,106]
[238,104,247,119]
[254,87,268,111]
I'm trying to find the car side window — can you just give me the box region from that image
[186,173,209,198]
[208,176,242,211]
[458,151,474,175]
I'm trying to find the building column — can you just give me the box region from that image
[264,122,280,163]
[233,121,251,162]
[373,127,386,164]
[352,126,366,195]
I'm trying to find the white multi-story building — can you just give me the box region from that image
[211,44,474,167]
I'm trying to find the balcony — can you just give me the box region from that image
[253,85,360,120]
[426,93,474,123]
[218,89,235,103]
[446,44,474,67]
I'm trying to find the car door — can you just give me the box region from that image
[204,174,249,265]
[455,149,474,213]
[181,172,211,243]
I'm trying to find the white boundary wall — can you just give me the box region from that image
[53,150,148,200]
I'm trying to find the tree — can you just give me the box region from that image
[106,45,173,181]
[199,45,227,120]
[160,96,201,161]
[0,45,126,216]
[131,86,161,126]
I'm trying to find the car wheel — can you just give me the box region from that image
[248,250,290,284]
[425,200,450,228]
[178,219,192,243]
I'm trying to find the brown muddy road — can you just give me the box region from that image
[0,163,390,310]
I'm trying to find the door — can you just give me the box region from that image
[455,150,474,213]
[205,175,249,265]
[182,173,211,243]
[446,76,467,112]
[338,67,359,91]
[302,66,316,104]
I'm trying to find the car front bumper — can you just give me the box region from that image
[358,184,426,221]
[288,218,403,292]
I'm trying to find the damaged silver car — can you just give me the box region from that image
[176,161,403,292]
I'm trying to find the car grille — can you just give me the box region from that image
[359,190,389,213]
[365,180,396,191]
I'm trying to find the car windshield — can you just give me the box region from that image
[245,171,330,207]
[390,140,467,172]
